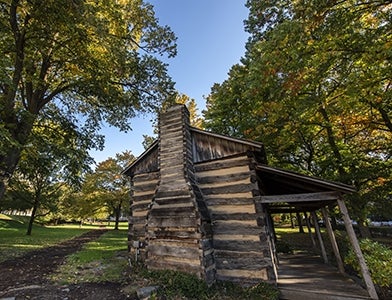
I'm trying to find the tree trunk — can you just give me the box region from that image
[27,199,39,235]
[357,220,372,238]
[114,203,122,230]
[0,117,36,203]
[296,212,304,233]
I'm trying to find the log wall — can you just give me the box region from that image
[195,154,276,284]
[129,171,159,260]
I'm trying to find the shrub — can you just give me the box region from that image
[345,239,392,288]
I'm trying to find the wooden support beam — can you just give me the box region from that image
[321,207,345,274]
[260,191,339,204]
[311,211,328,264]
[337,199,379,300]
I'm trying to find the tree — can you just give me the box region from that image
[0,0,177,201]
[204,0,392,235]
[3,116,91,235]
[81,151,135,230]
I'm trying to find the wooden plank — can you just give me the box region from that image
[261,191,339,204]
[311,211,328,264]
[321,207,345,274]
[337,199,379,300]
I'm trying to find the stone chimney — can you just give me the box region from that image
[146,105,215,283]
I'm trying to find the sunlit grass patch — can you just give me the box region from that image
[0,215,91,262]
[50,229,128,284]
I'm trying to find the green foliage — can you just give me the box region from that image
[142,269,279,300]
[345,239,392,288]
[204,0,392,222]
[0,0,177,200]
[74,151,135,227]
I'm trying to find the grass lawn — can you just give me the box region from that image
[0,213,128,262]
[50,229,129,284]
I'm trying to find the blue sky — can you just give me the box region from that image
[90,0,249,164]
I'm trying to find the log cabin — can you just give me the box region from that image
[122,104,378,298]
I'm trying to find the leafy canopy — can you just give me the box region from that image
[203,0,392,222]
[0,0,177,199]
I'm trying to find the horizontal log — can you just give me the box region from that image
[199,178,251,190]
[194,156,250,172]
[201,183,256,195]
[148,228,201,240]
[131,181,158,192]
[260,191,340,204]
[215,257,271,271]
[213,239,265,252]
[133,210,148,217]
[132,192,155,202]
[209,204,256,215]
[213,234,260,241]
[212,221,262,235]
[147,259,202,277]
[148,244,201,259]
[131,202,150,211]
[216,268,268,281]
[129,216,147,224]
[154,196,195,206]
[205,197,254,206]
[148,216,200,227]
[197,171,253,185]
[133,172,159,181]
[214,249,264,259]
[211,212,257,221]
[154,189,192,199]
[149,206,196,217]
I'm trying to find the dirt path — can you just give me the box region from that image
[0,229,133,300]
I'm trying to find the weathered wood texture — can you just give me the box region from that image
[125,145,158,176]
[128,171,159,260]
[191,128,266,164]
[146,105,215,284]
[195,155,275,284]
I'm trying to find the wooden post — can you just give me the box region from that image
[337,198,379,300]
[321,207,345,274]
[311,211,328,264]
[304,212,316,248]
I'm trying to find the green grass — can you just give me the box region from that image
[50,229,129,284]
[0,214,93,262]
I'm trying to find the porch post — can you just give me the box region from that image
[321,207,345,274]
[311,211,328,264]
[337,198,378,300]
